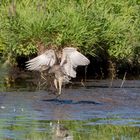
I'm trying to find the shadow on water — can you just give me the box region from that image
[42,99,101,105]
[0,66,140,139]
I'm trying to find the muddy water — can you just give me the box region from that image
[0,69,140,139]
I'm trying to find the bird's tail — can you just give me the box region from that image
[63,75,71,83]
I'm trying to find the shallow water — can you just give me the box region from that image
[0,68,140,140]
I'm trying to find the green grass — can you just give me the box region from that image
[0,118,140,140]
[0,0,140,65]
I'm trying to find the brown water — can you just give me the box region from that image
[0,68,140,140]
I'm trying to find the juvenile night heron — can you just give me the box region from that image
[26,47,90,95]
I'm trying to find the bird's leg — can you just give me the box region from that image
[58,78,63,95]
[55,78,63,98]
[54,79,58,90]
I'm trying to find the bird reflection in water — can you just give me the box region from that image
[26,47,90,95]
[50,120,73,140]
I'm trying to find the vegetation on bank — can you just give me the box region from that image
[0,118,140,139]
[0,0,140,73]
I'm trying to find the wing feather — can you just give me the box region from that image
[26,49,57,71]
[61,47,90,77]
[63,60,76,78]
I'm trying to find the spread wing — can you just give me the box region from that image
[60,47,90,78]
[26,49,57,71]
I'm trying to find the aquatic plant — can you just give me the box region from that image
[0,119,140,140]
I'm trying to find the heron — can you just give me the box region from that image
[26,47,90,95]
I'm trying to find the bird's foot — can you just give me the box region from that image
[55,94,61,99]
